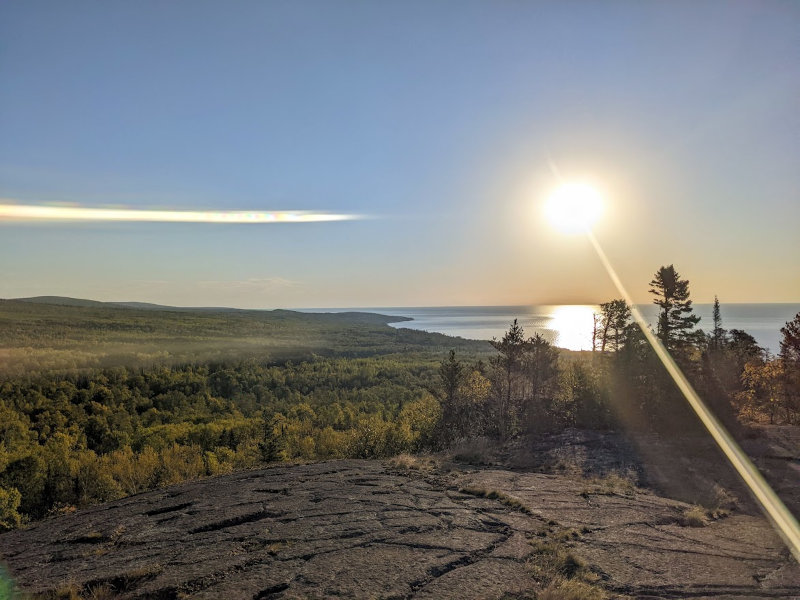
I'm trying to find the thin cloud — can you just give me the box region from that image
[198,278,302,290]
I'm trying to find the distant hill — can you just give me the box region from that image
[0,296,488,374]
[108,300,193,311]
[11,296,413,324]
[13,295,112,308]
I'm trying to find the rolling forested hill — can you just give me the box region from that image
[0,297,490,375]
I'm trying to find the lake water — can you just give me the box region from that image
[360,304,800,354]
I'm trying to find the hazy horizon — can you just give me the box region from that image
[6,294,797,355]
[7,293,800,312]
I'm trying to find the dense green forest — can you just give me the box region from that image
[1,273,798,531]
[0,354,445,528]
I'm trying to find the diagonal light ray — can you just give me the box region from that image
[585,226,800,562]
[0,203,363,224]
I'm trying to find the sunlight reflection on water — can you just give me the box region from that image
[376,305,600,351]
[547,305,597,351]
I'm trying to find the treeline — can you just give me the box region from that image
[437,265,800,447]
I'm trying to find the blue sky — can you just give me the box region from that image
[1,1,798,307]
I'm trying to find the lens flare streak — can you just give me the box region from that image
[0,203,361,224]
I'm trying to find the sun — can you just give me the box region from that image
[544,183,604,233]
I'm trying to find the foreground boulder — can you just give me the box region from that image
[0,459,797,599]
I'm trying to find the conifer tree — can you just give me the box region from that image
[710,295,726,351]
[489,319,527,439]
[438,350,464,410]
[436,350,465,443]
[649,265,700,356]
[780,312,800,364]
[779,312,800,423]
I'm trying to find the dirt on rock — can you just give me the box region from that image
[1,458,797,599]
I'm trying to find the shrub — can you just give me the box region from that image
[314,426,347,459]
[0,486,22,531]
[451,436,494,464]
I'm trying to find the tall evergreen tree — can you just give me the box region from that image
[649,265,700,355]
[779,312,800,364]
[436,350,465,444]
[438,350,464,410]
[779,312,800,423]
[710,295,726,351]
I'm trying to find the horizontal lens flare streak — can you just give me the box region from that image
[586,230,800,562]
[0,204,362,224]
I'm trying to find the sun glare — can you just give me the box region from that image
[544,183,603,233]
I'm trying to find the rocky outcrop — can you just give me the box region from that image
[1,460,797,599]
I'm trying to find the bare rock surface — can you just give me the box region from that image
[1,459,798,599]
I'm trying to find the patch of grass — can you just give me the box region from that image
[528,540,586,579]
[71,531,106,544]
[116,565,163,587]
[266,541,287,555]
[84,584,115,600]
[36,565,163,600]
[42,582,115,600]
[387,454,435,471]
[79,525,130,558]
[679,506,708,527]
[81,547,110,559]
[680,503,732,527]
[680,506,708,527]
[459,487,532,514]
[538,578,607,600]
[551,527,582,543]
[580,471,636,498]
[47,504,77,518]
[109,525,126,543]
[40,581,82,599]
[526,525,609,600]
